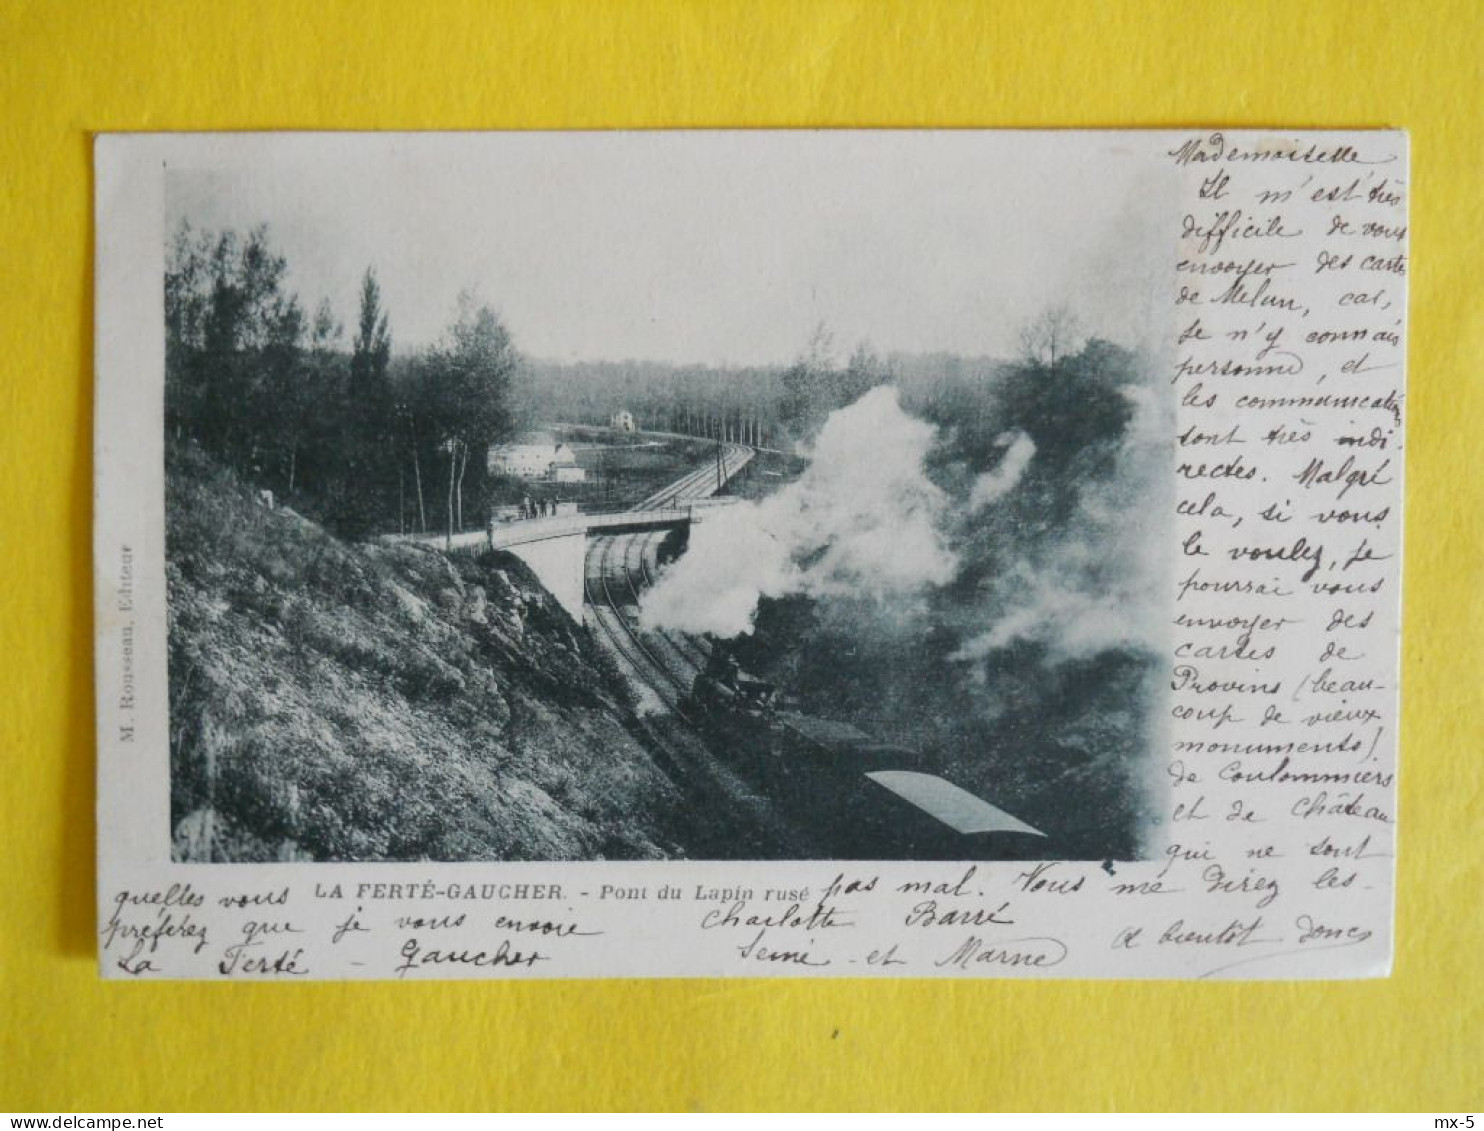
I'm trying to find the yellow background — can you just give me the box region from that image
[2,0,1480,1112]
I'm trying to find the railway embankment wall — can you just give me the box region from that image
[501,530,587,619]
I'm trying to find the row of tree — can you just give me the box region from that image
[164,220,1105,542]
[517,325,996,451]
[164,223,518,538]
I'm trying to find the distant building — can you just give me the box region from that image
[611,409,636,433]
[488,432,561,478]
[487,431,587,483]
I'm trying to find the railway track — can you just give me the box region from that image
[576,441,839,859]
[582,441,830,856]
[586,442,749,710]
[625,533,712,671]
[586,534,691,712]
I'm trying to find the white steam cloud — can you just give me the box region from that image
[638,386,956,638]
[950,383,1171,663]
[968,431,1036,509]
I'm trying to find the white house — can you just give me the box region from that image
[611,409,636,433]
[488,432,587,483]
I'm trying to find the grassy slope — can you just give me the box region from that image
[166,445,683,862]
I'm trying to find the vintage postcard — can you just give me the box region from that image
[94,130,1406,979]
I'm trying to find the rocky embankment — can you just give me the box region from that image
[166,447,684,862]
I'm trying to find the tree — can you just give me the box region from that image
[992,334,1137,513]
[778,326,895,443]
[351,269,392,394]
[279,299,341,495]
[1018,303,1084,370]
[164,222,214,438]
[385,357,424,535]
[164,222,304,472]
[425,293,519,543]
[778,321,837,440]
[836,340,892,407]
[337,268,396,530]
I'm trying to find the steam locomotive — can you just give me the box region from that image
[686,650,1048,860]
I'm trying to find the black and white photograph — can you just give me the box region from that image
[156,132,1175,866]
[94,129,1405,980]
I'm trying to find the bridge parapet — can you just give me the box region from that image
[493,507,690,549]
[379,506,694,555]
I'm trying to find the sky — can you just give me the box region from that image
[165,131,1176,367]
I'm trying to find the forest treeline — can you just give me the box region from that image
[520,333,1007,449]
[164,221,1134,542]
[165,223,517,538]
